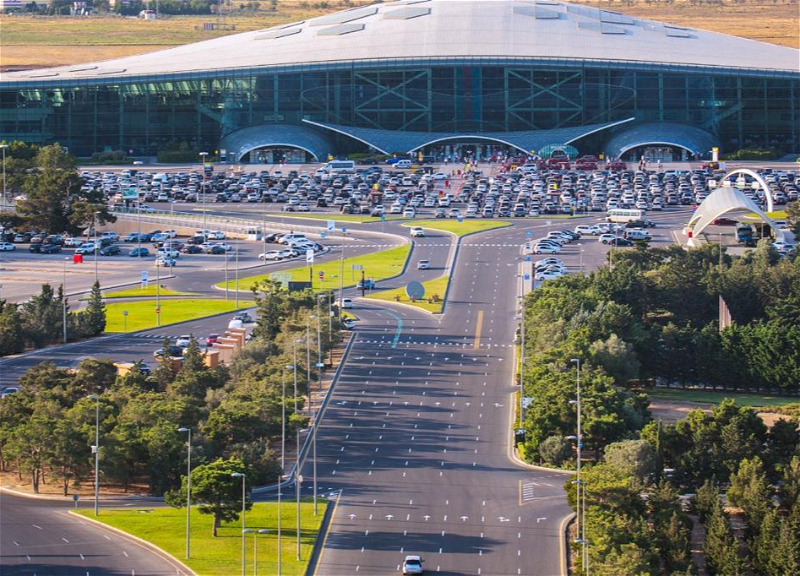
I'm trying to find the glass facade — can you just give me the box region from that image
[1,59,798,157]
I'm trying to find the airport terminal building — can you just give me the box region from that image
[1,0,799,162]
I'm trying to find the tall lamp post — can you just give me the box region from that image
[88,393,101,516]
[231,472,247,576]
[569,358,586,572]
[199,152,209,232]
[0,143,7,208]
[292,338,304,560]
[62,257,70,343]
[178,427,192,560]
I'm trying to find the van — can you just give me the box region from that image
[327,160,356,174]
[396,160,412,169]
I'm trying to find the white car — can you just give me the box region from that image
[342,318,357,330]
[535,257,562,268]
[402,555,424,575]
[259,250,282,260]
[533,243,561,254]
[773,242,795,253]
[410,227,425,238]
[599,234,619,244]
[417,259,430,270]
[163,230,178,238]
[209,231,226,240]
[338,298,353,309]
[0,242,16,251]
[175,335,192,347]
[574,225,602,236]
[403,208,416,218]
[536,270,564,282]
[156,248,180,259]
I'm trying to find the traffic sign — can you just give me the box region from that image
[524,273,530,281]
[342,227,347,234]
[458,216,463,223]
[306,249,314,263]
[380,215,386,221]
[405,281,425,300]
[141,270,149,282]
[320,232,327,239]
[352,264,363,271]
[326,220,335,231]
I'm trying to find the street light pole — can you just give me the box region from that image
[156,257,161,327]
[571,358,584,572]
[88,393,100,516]
[293,339,303,560]
[62,257,69,343]
[277,468,283,576]
[199,152,208,232]
[235,239,239,309]
[231,472,246,576]
[93,211,100,283]
[0,144,7,207]
[338,230,345,319]
[178,427,192,560]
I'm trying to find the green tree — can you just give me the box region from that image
[727,456,772,536]
[251,279,284,341]
[165,457,251,536]
[17,144,81,234]
[538,435,572,467]
[779,456,800,512]
[703,500,747,576]
[588,333,641,383]
[603,439,655,481]
[80,281,106,337]
[0,302,25,355]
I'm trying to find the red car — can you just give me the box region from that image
[206,333,220,346]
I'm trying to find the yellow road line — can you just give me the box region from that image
[474,310,483,350]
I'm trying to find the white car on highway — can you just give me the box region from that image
[0,242,16,251]
[409,227,425,238]
[175,335,192,347]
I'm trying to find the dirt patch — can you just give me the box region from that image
[650,399,798,428]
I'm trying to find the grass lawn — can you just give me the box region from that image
[219,244,411,292]
[278,213,405,224]
[366,275,450,314]
[104,299,254,332]
[404,220,511,237]
[648,388,800,408]
[74,501,322,576]
[102,285,196,299]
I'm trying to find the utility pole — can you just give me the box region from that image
[338,229,345,318]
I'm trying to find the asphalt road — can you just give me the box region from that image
[0,200,693,575]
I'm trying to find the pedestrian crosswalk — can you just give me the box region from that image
[355,338,512,348]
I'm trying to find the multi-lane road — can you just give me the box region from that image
[0,195,693,576]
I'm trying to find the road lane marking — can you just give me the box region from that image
[473,310,483,350]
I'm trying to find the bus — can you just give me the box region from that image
[326,160,355,174]
[606,208,644,223]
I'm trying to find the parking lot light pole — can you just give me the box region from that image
[0,144,7,207]
[178,427,192,560]
[235,239,240,308]
[231,472,246,576]
[570,358,585,571]
[88,393,100,516]
[292,338,304,560]
[338,230,345,319]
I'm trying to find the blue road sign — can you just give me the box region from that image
[320,232,327,239]
[326,220,335,231]
[524,273,530,280]
[380,215,386,221]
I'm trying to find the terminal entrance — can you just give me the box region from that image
[620,145,692,162]
[242,146,315,164]
[417,140,516,163]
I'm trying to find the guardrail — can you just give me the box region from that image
[110,207,330,238]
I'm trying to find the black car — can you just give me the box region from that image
[182,244,203,254]
[264,233,280,243]
[129,247,151,257]
[207,245,226,255]
[608,237,634,247]
[100,245,121,256]
[29,243,62,254]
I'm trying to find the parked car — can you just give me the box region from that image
[129,247,151,257]
[99,245,121,256]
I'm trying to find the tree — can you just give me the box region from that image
[588,334,641,383]
[603,439,655,481]
[80,281,106,337]
[0,303,25,355]
[165,457,251,537]
[17,144,81,234]
[703,500,747,576]
[251,279,284,341]
[538,435,572,467]
[727,456,772,536]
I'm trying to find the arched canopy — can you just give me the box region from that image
[604,122,717,159]
[687,187,780,239]
[303,118,633,156]
[219,123,335,162]
[720,168,774,213]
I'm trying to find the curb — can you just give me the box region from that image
[561,512,577,576]
[0,485,153,501]
[67,510,198,576]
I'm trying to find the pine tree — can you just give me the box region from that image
[661,511,691,573]
[773,516,800,576]
[753,508,781,575]
[82,281,106,337]
[704,501,747,576]
[727,456,772,536]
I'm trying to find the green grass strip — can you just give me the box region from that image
[75,501,322,576]
[219,244,411,292]
[104,299,254,333]
[102,285,196,299]
[404,219,511,237]
[366,275,450,314]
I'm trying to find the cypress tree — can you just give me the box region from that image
[83,281,106,336]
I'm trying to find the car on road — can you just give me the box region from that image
[153,345,184,358]
[99,245,121,256]
[234,312,254,324]
[182,245,203,254]
[130,247,151,257]
[175,335,192,347]
[409,227,425,238]
[608,237,634,247]
[574,224,602,236]
[416,259,430,270]
[206,245,227,255]
[29,243,62,254]
[402,555,424,575]
[156,248,180,259]
[156,256,177,267]
[338,298,353,309]
[342,317,357,330]
[206,334,220,346]
[402,207,416,218]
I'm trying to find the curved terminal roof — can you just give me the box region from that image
[220,123,335,162]
[604,122,718,159]
[687,187,779,240]
[4,0,799,84]
[303,117,634,154]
